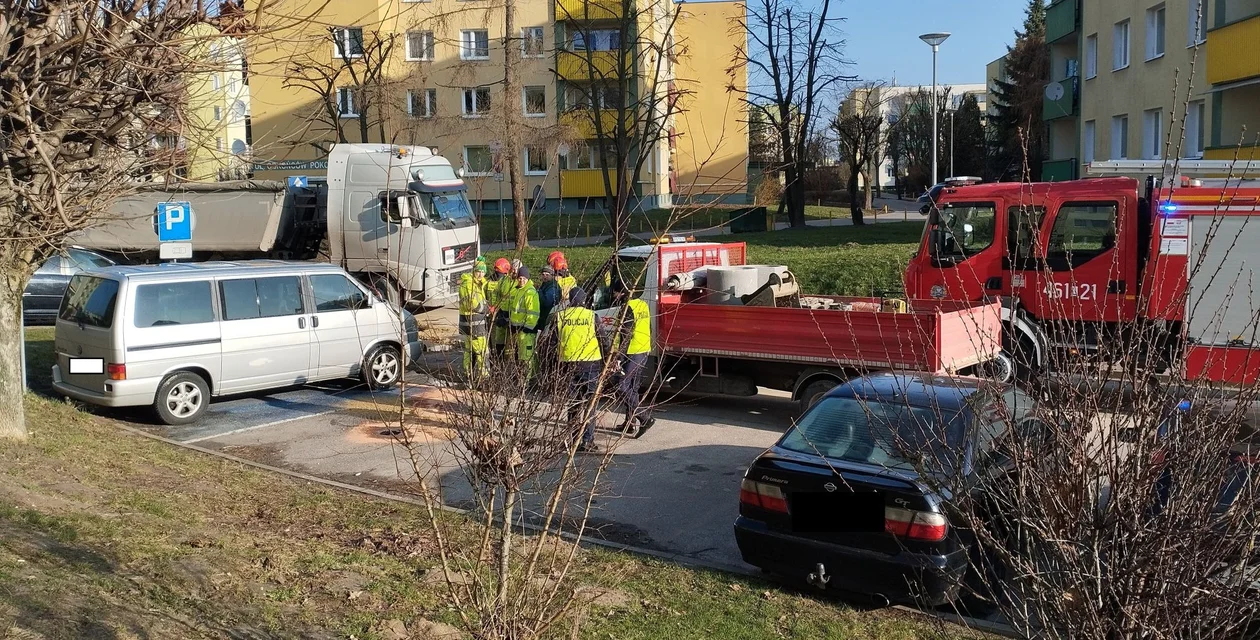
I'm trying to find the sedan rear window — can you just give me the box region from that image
[58,275,119,328]
[779,397,967,474]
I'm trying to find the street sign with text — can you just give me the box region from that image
[154,201,194,242]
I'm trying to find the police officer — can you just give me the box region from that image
[489,258,516,359]
[457,260,490,379]
[612,280,655,437]
[557,287,606,453]
[509,265,540,379]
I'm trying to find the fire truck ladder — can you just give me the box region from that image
[1086,159,1260,177]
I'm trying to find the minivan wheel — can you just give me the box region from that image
[363,344,402,390]
[154,372,209,425]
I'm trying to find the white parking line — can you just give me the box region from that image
[182,410,336,444]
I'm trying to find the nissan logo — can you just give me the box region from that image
[823,482,837,493]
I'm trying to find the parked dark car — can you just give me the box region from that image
[22,248,115,325]
[733,373,1034,606]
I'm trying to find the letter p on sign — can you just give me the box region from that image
[155,201,194,242]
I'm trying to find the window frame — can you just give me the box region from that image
[523,85,546,117]
[408,88,436,118]
[309,274,369,313]
[1185,100,1206,158]
[463,145,494,176]
[1145,3,1166,61]
[131,281,217,328]
[1043,201,1120,271]
[1187,0,1207,46]
[333,27,365,59]
[1111,115,1129,160]
[405,30,435,61]
[522,26,546,58]
[1085,33,1098,79]
[1143,108,1163,160]
[460,29,490,60]
[218,275,307,321]
[337,86,358,118]
[1113,20,1131,70]
[524,145,548,175]
[461,86,491,117]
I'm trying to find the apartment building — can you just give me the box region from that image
[1043,0,1260,180]
[241,0,748,210]
[177,23,252,182]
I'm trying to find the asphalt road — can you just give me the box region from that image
[120,349,796,569]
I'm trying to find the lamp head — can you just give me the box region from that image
[919,32,951,47]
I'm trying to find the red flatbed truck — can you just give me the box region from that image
[590,241,1002,410]
[903,159,1260,386]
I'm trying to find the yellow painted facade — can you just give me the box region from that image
[241,0,746,208]
[1206,13,1260,85]
[181,23,251,182]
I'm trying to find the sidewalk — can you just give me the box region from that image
[482,205,925,251]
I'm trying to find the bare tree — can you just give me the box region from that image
[729,0,852,228]
[0,0,215,439]
[555,0,689,248]
[283,26,398,153]
[834,83,887,225]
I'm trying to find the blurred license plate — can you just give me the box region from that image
[792,492,883,532]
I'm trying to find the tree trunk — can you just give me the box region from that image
[504,0,529,250]
[0,283,27,440]
[848,166,864,225]
[497,487,516,610]
[862,169,873,211]
[783,167,806,228]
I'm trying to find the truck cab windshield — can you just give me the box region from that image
[421,192,476,230]
[931,203,996,263]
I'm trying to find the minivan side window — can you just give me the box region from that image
[220,276,305,321]
[133,281,215,327]
[310,274,367,312]
[59,275,119,328]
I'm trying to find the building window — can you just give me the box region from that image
[1084,120,1096,164]
[524,146,548,175]
[1111,115,1129,159]
[1113,20,1130,70]
[1188,0,1207,46]
[406,30,434,61]
[464,145,494,175]
[1186,100,1206,158]
[462,87,491,117]
[216,137,224,152]
[213,105,222,121]
[212,74,221,91]
[1145,4,1166,60]
[408,88,436,118]
[1085,34,1098,79]
[337,87,358,117]
[524,86,546,116]
[1144,109,1162,159]
[334,27,365,59]
[461,29,489,60]
[572,29,620,51]
[523,27,545,57]
[566,84,621,111]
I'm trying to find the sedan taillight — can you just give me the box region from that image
[739,479,788,513]
[885,506,948,542]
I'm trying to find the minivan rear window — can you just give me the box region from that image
[59,275,119,328]
[133,281,215,327]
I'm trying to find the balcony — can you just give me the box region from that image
[1043,77,1079,120]
[1046,0,1079,44]
[555,0,622,21]
[1208,14,1260,85]
[557,50,629,80]
[561,168,617,198]
[1041,158,1078,182]
[560,109,627,138]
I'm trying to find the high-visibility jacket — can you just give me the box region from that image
[492,275,516,327]
[457,273,489,337]
[625,298,652,355]
[557,307,602,362]
[509,281,540,332]
[556,273,578,300]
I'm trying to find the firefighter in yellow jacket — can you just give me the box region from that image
[509,265,540,379]
[457,262,489,379]
[488,258,516,359]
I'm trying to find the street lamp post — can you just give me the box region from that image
[949,109,955,178]
[919,32,951,186]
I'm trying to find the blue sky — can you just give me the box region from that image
[836,0,1027,86]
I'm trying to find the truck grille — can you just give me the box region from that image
[448,267,471,293]
[444,242,477,265]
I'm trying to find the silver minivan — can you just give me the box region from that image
[51,261,421,425]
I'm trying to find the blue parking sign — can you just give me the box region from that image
[288,176,308,189]
[155,201,193,242]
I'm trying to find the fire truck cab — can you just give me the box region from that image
[904,160,1260,385]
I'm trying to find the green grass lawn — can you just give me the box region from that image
[491,221,924,298]
[4,328,977,639]
[480,208,738,244]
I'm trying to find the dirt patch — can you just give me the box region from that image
[214,442,288,468]
[576,585,633,609]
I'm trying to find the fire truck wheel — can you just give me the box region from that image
[988,351,1016,384]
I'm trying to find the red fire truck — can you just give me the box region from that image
[903,160,1260,385]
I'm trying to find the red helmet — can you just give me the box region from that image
[555,257,569,271]
[547,251,566,267]
[493,258,512,274]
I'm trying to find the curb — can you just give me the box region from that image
[110,422,1016,638]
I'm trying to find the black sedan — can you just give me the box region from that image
[734,373,1033,607]
[23,248,115,325]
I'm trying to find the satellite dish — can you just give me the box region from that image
[1044,82,1065,101]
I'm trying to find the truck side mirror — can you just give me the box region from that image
[380,191,421,228]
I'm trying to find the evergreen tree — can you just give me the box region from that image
[952,94,988,177]
[990,0,1049,181]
